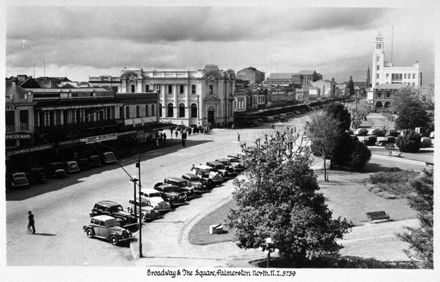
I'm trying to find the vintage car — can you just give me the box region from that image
[46,162,67,178]
[89,155,102,168]
[162,177,198,199]
[216,158,244,173]
[153,184,187,205]
[101,152,117,165]
[357,135,377,146]
[127,197,159,222]
[421,137,432,148]
[139,189,172,213]
[27,167,47,184]
[89,200,138,227]
[83,215,132,245]
[11,172,30,188]
[65,161,81,173]
[354,128,369,136]
[376,136,396,146]
[225,156,246,170]
[78,158,91,170]
[191,164,224,185]
[206,161,235,179]
[181,172,214,191]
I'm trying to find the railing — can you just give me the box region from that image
[36,119,122,133]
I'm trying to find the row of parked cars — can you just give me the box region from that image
[83,153,247,245]
[352,128,432,147]
[7,152,118,190]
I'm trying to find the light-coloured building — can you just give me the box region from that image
[119,65,235,127]
[371,32,421,88]
[309,79,335,98]
[237,67,265,85]
[367,83,406,111]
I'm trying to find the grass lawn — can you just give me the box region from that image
[369,146,433,163]
[188,198,237,245]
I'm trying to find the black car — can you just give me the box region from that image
[215,158,243,174]
[27,167,47,184]
[89,200,138,228]
[162,177,198,199]
[46,162,67,178]
[78,158,91,170]
[89,155,102,168]
[206,161,234,179]
[154,183,188,204]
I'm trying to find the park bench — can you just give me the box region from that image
[366,211,390,223]
[209,223,224,235]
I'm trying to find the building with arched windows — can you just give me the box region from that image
[119,65,236,127]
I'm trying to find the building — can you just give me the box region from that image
[265,73,296,86]
[292,70,322,87]
[5,78,165,173]
[118,65,236,127]
[309,79,336,98]
[371,32,421,88]
[367,83,406,111]
[89,75,122,93]
[236,67,265,85]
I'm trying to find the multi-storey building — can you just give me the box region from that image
[309,79,336,98]
[89,75,122,93]
[265,73,296,86]
[118,65,236,127]
[371,32,421,88]
[236,67,265,85]
[367,83,406,111]
[292,70,322,87]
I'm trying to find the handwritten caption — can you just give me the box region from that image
[146,268,296,278]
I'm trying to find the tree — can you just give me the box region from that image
[324,103,351,131]
[396,130,421,152]
[347,76,355,96]
[307,113,343,181]
[226,128,351,265]
[394,88,430,130]
[347,138,371,170]
[398,166,433,268]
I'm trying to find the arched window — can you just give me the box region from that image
[131,84,135,93]
[191,104,197,118]
[167,103,174,117]
[179,103,185,117]
[159,103,162,117]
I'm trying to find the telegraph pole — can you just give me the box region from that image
[136,152,143,257]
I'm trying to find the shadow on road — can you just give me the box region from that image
[32,232,56,236]
[6,139,212,202]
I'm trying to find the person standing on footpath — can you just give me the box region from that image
[237,132,240,142]
[28,211,35,234]
[181,131,187,147]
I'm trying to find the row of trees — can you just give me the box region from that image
[307,103,371,181]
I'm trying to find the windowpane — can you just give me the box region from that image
[167,103,173,117]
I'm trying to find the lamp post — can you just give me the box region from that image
[136,153,143,258]
[265,237,273,268]
[130,176,138,220]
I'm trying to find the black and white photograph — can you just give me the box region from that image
[2,0,438,281]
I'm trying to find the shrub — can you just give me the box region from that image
[396,130,421,152]
[348,140,371,170]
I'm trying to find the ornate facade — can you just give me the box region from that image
[119,65,236,127]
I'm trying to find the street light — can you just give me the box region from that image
[129,176,138,218]
[264,237,274,268]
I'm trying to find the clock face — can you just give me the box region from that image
[376,43,382,49]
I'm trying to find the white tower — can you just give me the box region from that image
[372,32,385,87]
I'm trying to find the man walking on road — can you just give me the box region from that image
[28,211,35,234]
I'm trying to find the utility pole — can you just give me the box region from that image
[136,152,143,257]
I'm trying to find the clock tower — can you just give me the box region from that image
[372,32,385,87]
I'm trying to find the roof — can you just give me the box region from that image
[267,73,294,80]
[95,200,120,207]
[165,177,186,181]
[376,84,407,90]
[182,172,198,177]
[92,215,115,221]
[297,70,314,75]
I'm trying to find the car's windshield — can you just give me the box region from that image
[13,173,26,178]
[110,205,124,212]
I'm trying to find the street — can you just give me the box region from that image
[7,117,312,266]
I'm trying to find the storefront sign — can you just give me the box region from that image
[6,144,53,157]
[80,133,118,144]
[6,133,31,140]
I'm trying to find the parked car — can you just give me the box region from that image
[206,161,235,179]
[162,177,198,199]
[101,152,117,164]
[27,167,46,184]
[358,135,377,146]
[421,137,432,148]
[11,172,30,188]
[46,162,67,178]
[354,128,369,136]
[191,164,224,185]
[65,161,80,173]
[154,183,188,204]
[89,155,102,168]
[181,173,213,191]
[376,136,396,146]
[89,200,138,228]
[127,197,159,222]
[386,130,399,137]
[78,158,91,170]
[216,158,244,173]
[139,189,172,213]
[83,215,132,245]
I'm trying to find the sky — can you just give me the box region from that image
[5,3,438,84]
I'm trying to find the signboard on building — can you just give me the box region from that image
[6,144,54,157]
[6,133,31,140]
[80,133,118,144]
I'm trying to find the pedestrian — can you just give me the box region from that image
[175,130,178,138]
[237,132,240,142]
[163,132,167,143]
[170,128,173,139]
[181,131,187,147]
[28,211,35,234]
[155,138,160,148]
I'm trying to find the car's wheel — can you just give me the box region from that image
[109,236,119,245]
[141,213,146,222]
[86,229,94,238]
[182,193,188,201]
